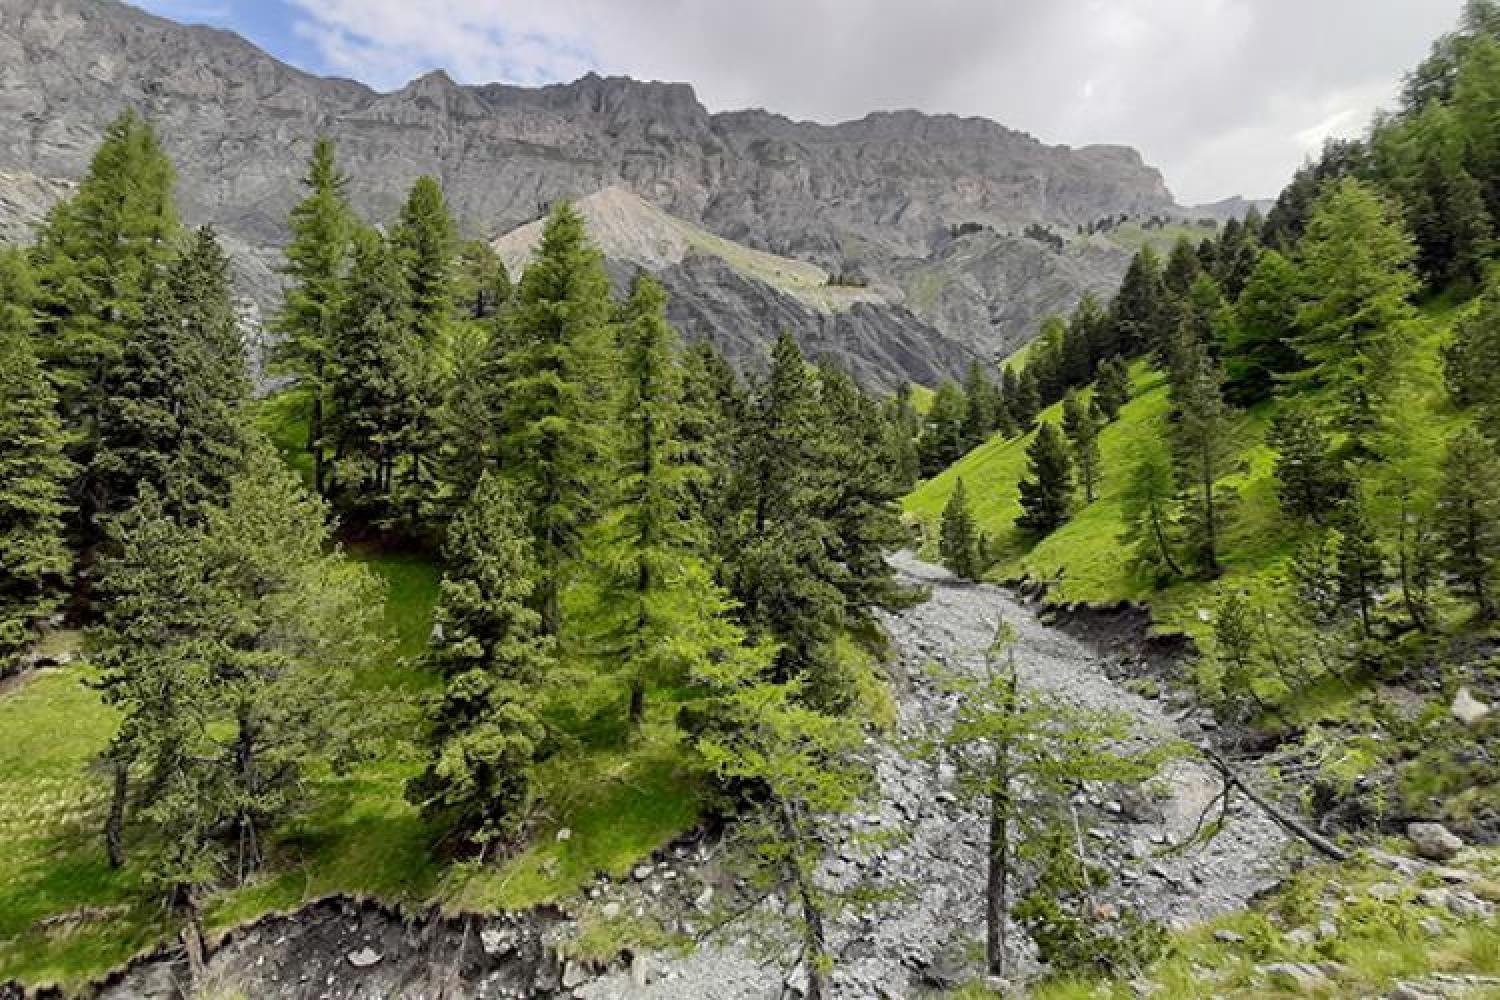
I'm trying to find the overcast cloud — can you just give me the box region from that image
[146,0,1467,204]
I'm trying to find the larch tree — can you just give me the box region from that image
[274,136,355,498]
[30,110,179,534]
[498,202,619,636]
[1291,178,1419,451]
[1221,249,1302,406]
[1171,349,1238,577]
[1120,448,1185,580]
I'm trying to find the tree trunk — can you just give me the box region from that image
[986,785,1010,978]
[310,373,326,498]
[628,680,645,727]
[1201,748,1349,861]
[105,759,128,869]
[779,803,830,1000]
[181,891,207,990]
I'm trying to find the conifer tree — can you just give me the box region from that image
[0,252,74,670]
[1438,427,1500,619]
[815,365,911,617]
[453,239,512,320]
[31,111,179,529]
[1445,277,1500,439]
[1268,407,1347,524]
[395,176,457,343]
[498,202,618,635]
[1108,247,1166,355]
[1334,495,1385,638]
[940,478,983,580]
[584,276,759,726]
[274,137,355,497]
[327,227,413,514]
[1093,356,1132,421]
[1120,449,1185,579]
[1291,179,1419,449]
[1011,366,1042,427]
[962,360,1001,448]
[93,226,251,523]
[679,338,745,568]
[1172,350,1237,576]
[1222,249,1302,405]
[730,334,846,704]
[881,386,924,491]
[691,640,865,1000]
[1016,422,1073,535]
[919,380,968,474]
[407,472,553,844]
[1455,33,1500,218]
[1067,398,1103,504]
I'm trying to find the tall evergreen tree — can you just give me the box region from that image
[1445,276,1500,439]
[1093,356,1132,421]
[1268,406,1347,524]
[452,239,512,321]
[0,252,74,670]
[93,226,251,523]
[1016,422,1074,535]
[1172,350,1237,576]
[1062,393,1103,503]
[962,361,1001,448]
[498,203,619,635]
[31,111,179,529]
[1221,249,1302,405]
[1292,179,1419,450]
[395,176,457,343]
[274,137,355,497]
[940,478,983,581]
[1438,427,1500,619]
[919,381,968,475]
[407,472,553,845]
[1334,494,1385,638]
[584,276,757,725]
[1108,247,1166,356]
[1120,449,1184,580]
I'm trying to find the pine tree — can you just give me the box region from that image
[1222,249,1302,405]
[1093,356,1132,421]
[31,111,179,531]
[1445,276,1500,439]
[498,202,619,635]
[1438,427,1500,619]
[1267,406,1347,523]
[93,226,251,523]
[881,386,923,491]
[679,338,745,568]
[1455,33,1500,219]
[1067,399,1103,504]
[940,478,983,580]
[1011,366,1042,427]
[407,472,553,845]
[274,137,355,497]
[0,251,74,670]
[1016,422,1074,535]
[1291,179,1419,449]
[1172,350,1237,576]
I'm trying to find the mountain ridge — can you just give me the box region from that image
[0,0,1222,385]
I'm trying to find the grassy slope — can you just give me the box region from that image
[906,299,1465,639]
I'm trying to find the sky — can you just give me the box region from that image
[137,0,1466,205]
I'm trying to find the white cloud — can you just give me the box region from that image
[283,0,1467,203]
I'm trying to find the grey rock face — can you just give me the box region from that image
[0,0,1184,386]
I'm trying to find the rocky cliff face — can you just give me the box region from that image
[0,0,1188,386]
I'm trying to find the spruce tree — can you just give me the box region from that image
[1445,277,1500,439]
[1016,422,1074,535]
[1120,449,1184,579]
[962,360,1001,448]
[1068,399,1103,504]
[1011,366,1042,428]
[679,338,745,569]
[498,202,618,635]
[1093,356,1132,421]
[1438,426,1500,619]
[453,239,512,320]
[407,472,553,845]
[1291,179,1419,449]
[919,381,968,474]
[0,252,74,670]
[274,136,355,497]
[940,478,983,580]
